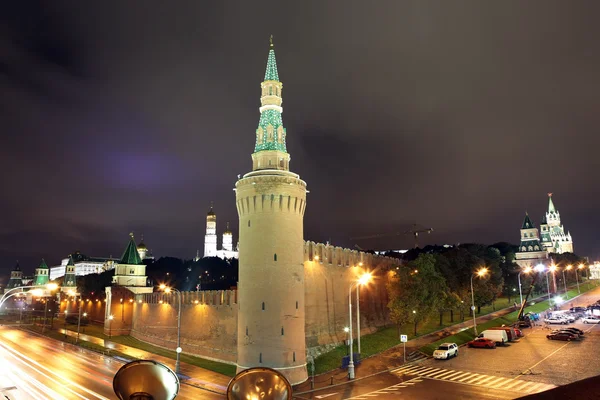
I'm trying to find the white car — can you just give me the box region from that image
[433,343,458,360]
[582,316,600,324]
[544,317,568,325]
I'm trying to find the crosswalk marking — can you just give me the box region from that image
[391,365,556,394]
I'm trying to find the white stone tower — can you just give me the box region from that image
[204,203,218,257]
[222,222,233,252]
[539,193,574,254]
[235,37,308,385]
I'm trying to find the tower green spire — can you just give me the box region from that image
[254,36,287,155]
[34,258,50,286]
[548,193,556,213]
[63,255,77,288]
[264,35,279,81]
[120,233,144,265]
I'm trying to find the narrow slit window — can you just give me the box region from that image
[281,327,284,335]
[296,301,299,310]
[293,352,296,362]
[248,220,251,227]
[262,302,265,311]
[246,326,248,335]
[259,353,262,363]
[274,254,277,261]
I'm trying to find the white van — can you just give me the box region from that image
[479,329,508,344]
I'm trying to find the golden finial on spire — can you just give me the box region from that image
[270,35,274,47]
[129,232,134,239]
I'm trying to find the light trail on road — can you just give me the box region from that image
[0,326,223,399]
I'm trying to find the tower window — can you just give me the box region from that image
[262,302,265,310]
[274,254,277,261]
[293,352,296,362]
[246,326,248,336]
[296,301,299,309]
[248,220,251,227]
[259,353,262,363]
[281,327,284,335]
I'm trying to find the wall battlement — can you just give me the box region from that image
[304,240,399,269]
[137,289,237,307]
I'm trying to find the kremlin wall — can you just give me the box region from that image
[57,241,399,364]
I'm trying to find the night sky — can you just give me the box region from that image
[2,1,600,279]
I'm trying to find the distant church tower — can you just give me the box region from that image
[235,38,308,384]
[6,262,23,290]
[515,213,548,268]
[33,259,50,286]
[539,193,573,254]
[62,255,77,292]
[223,222,233,252]
[204,204,218,257]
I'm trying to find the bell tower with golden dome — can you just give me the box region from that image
[234,37,308,384]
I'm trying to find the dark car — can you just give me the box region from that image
[570,307,587,313]
[562,327,584,336]
[547,332,576,341]
[552,330,580,339]
[467,338,496,349]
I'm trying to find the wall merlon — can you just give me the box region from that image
[303,241,400,270]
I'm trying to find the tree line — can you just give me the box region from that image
[385,243,587,335]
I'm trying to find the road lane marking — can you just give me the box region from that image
[458,373,481,382]
[344,377,423,400]
[449,372,471,381]
[315,393,338,399]
[501,379,525,390]
[0,340,109,400]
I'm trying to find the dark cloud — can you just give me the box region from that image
[2,1,600,279]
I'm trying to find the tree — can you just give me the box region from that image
[387,254,446,336]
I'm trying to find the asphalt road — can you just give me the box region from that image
[0,326,224,400]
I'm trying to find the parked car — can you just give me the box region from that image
[547,332,577,341]
[479,329,508,344]
[544,317,568,325]
[514,328,524,337]
[561,327,584,336]
[552,330,580,339]
[570,307,587,313]
[467,338,496,349]
[582,316,600,324]
[433,343,459,359]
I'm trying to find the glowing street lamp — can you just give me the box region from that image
[470,268,488,336]
[347,272,372,380]
[159,285,182,375]
[518,266,533,306]
[355,272,372,354]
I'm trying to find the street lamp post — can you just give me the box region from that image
[518,267,533,306]
[561,268,569,299]
[470,268,488,336]
[160,285,182,375]
[570,265,580,294]
[355,266,369,355]
[346,272,372,380]
[108,315,114,338]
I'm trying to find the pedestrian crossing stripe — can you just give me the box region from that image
[391,365,555,394]
[345,378,423,400]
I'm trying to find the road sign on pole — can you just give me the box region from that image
[400,334,408,363]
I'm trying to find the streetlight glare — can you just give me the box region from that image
[578,264,585,269]
[566,265,573,271]
[523,266,533,274]
[46,283,59,291]
[358,272,372,286]
[477,268,488,277]
[343,326,349,333]
[108,315,114,320]
[534,264,546,272]
[549,265,557,272]
[159,284,166,290]
[29,289,43,297]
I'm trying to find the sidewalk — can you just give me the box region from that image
[57,327,231,394]
[294,287,593,394]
